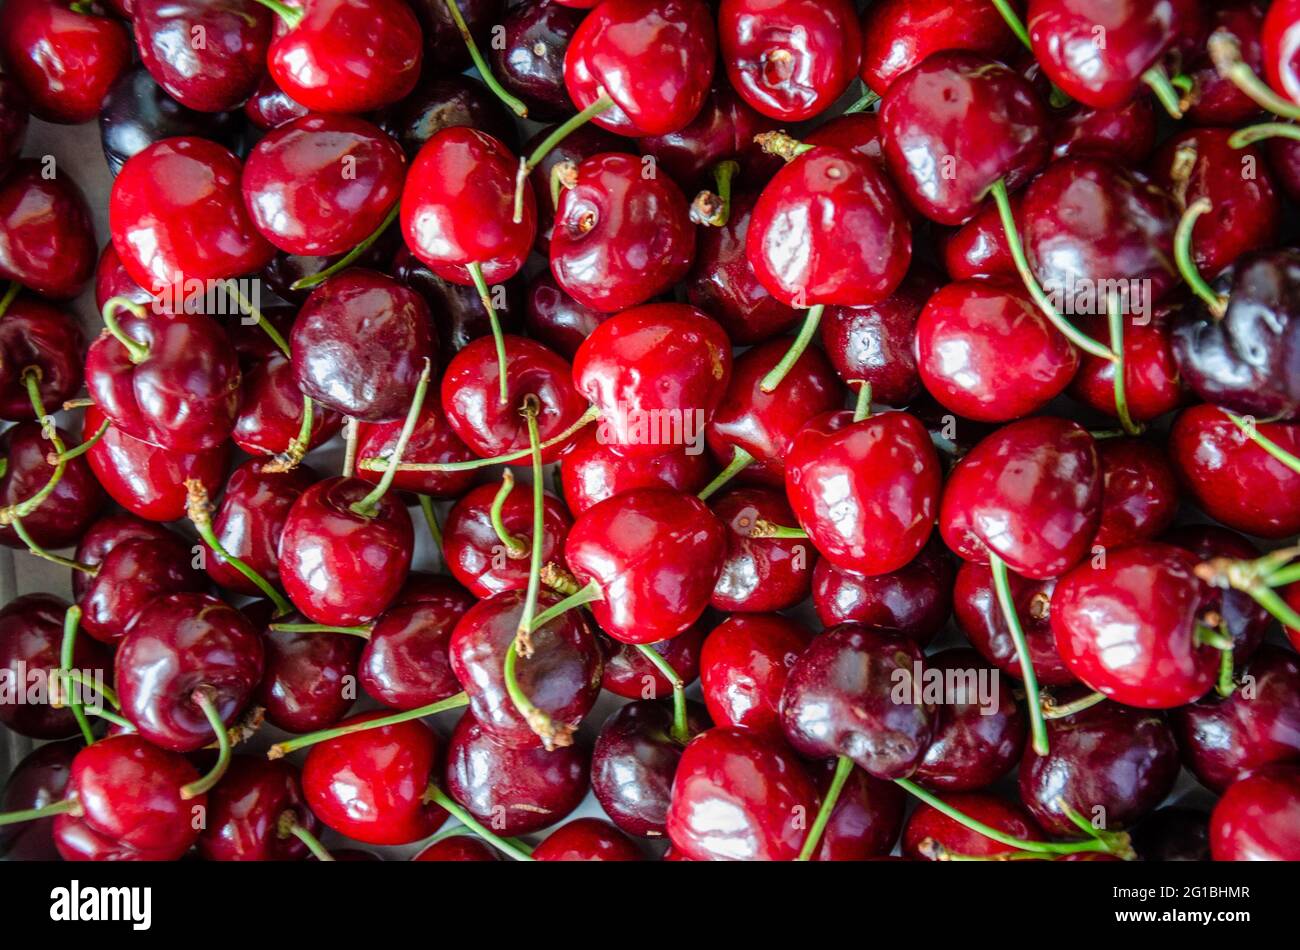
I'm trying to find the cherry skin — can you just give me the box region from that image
[598,624,705,700]
[746,144,911,307]
[379,73,517,158]
[95,242,155,312]
[277,477,414,627]
[266,0,422,114]
[521,124,631,256]
[1092,438,1179,549]
[1050,97,1159,164]
[301,713,446,846]
[524,271,610,359]
[490,0,584,120]
[564,488,727,645]
[1262,0,1300,105]
[1070,303,1188,423]
[0,74,29,181]
[392,249,526,364]
[859,0,1018,96]
[0,0,131,124]
[81,403,229,523]
[1163,524,1271,663]
[718,0,861,122]
[442,482,571,598]
[880,52,1049,227]
[443,711,589,836]
[413,837,498,862]
[0,421,106,551]
[710,487,814,614]
[132,0,271,113]
[109,137,275,298]
[360,583,474,711]
[242,114,405,258]
[401,127,536,287]
[550,152,696,313]
[808,757,906,861]
[916,280,1079,423]
[699,613,812,740]
[812,541,955,647]
[942,195,1018,282]
[0,740,77,861]
[591,699,710,838]
[0,594,112,740]
[666,726,817,861]
[573,304,731,457]
[534,818,643,861]
[903,792,1042,861]
[197,757,319,862]
[233,348,344,460]
[804,111,887,168]
[353,390,478,499]
[290,268,435,422]
[0,295,84,421]
[1186,1,1266,125]
[244,72,308,130]
[405,0,502,79]
[1019,701,1180,836]
[560,425,711,517]
[1209,764,1300,861]
[0,161,96,299]
[257,618,363,734]
[564,0,716,137]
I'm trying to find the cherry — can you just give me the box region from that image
[942,195,1018,282]
[902,791,1043,861]
[262,0,422,114]
[443,480,571,597]
[1131,806,1210,862]
[550,152,695,313]
[699,613,811,739]
[1019,701,1179,836]
[392,249,526,363]
[1092,438,1179,549]
[524,271,610,359]
[916,280,1079,423]
[879,52,1049,227]
[290,268,435,421]
[0,295,83,421]
[0,421,106,552]
[82,403,230,523]
[521,124,630,256]
[443,710,589,836]
[859,0,1019,96]
[233,348,344,462]
[0,74,29,181]
[109,137,275,298]
[804,111,886,167]
[564,488,726,645]
[242,114,405,258]
[573,303,731,457]
[0,740,76,861]
[413,837,499,862]
[591,699,709,838]
[718,0,861,122]
[1209,764,1300,861]
[1186,0,1266,125]
[301,712,446,846]
[0,161,96,299]
[564,0,716,137]
[354,390,477,499]
[244,72,308,130]
[710,487,813,613]
[1262,0,1300,105]
[1168,404,1300,539]
[95,242,154,312]
[405,0,502,78]
[132,0,271,112]
[197,757,321,862]
[560,426,709,516]
[1163,524,1271,662]
[361,583,474,711]
[379,74,517,158]
[812,541,954,646]
[1069,303,1188,423]
[598,624,705,700]
[533,818,643,861]
[258,621,362,734]
[1050,97,1159,163]
[806,757,905,861]
[0,0,131,124]
[489,0,583,120]
[0,593,111,740]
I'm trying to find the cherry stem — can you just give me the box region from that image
[249,0,303,29]
[264,396,314,473]
[99,297,150,363]
[748,519,808,540]
[1173,198,1228,317]
[342,418,359,478]
[267,692,470,759]
[514,97,615,222]
[466,263,510,406]
[988,180,1115,362]
[1244,584,1300,633]
[797,754,853,861]
[1229,122,1300,147]
[988,553,1049,756]
[81,705,132,729]
[490,471,529,557]
[1041,690,1106,720]
[0,798,79,827]
[1105,295,1141,435]
[633,644,689,745]
[550,160,577,210]
[990,0,1031,48]
[754,131,814,162]
[842,87,880,114]
[8,518,95,575]
[278,812,333,861]
[1265,561,1300,588]
[51,418,109,464]
[267,621,372,638]
[54,668,119,711]
[181,687,231,799]
[57,606,94,745]
[225,284,290,357]
[513,396,546,645]
[527,579,603,633]
[852,380,872,422]
[1224,410,1300,475]
[358,405,600,472]
[690,161,739,228]
[186,479,293,616]
[351,358,432,517]
[1194,624,1234,651]
[1210,30,1300,122]
[419,495,444,563]
[442,0,527,118]
[292,206,398,292]
[422,785,535,862]
[760,305,825,393]
[503,634,573,750]
[1217,645,1236,698]
[0,281,19,319]
[697,446,755,501]
[1142,65,1185,118]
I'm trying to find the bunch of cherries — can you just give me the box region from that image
[3,0,1300,863]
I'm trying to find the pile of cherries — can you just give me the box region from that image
[4,0,1300,863]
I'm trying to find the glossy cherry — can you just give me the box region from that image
[1050,97,1159,163]
[561,426,710,517]
[1093,438,1179,549]
[1070,303,1188,423]
[812,541,954,646]
[258,622,363,734]
[0,161,96,299]
[244,72,308,130]
[203,460,316,596]
[1187,0,1266,125]
[521,123,630,256]
[405,0,503,79]
[197,757,319,862]
[443,481,571,597]
[233,348,344,460]
[1209,764,1300,861]
[523,271,609,359]
[902,791,1043,861]
[0,421,106,551]
[534,818,643,861]
[393,249,527,362]
[132,0,271,112]
[0,740,76,861]
[360,583,474,711]
[710,487,813,613]
[0,296,83,421]
[859,0,1018,96]
[598,624,705,700]
[490,0,584,120]
[1261,0,1300,105]
[698,613,811,739]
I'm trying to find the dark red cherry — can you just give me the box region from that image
[0,160,96,299]
[808,757,905,861]
[301,712,446,846]
[0,295,83,421]
[95,242,154,311]
[277,476,414,626]
[812,541,954,647]
[534,818,643,861]
[489,0,583,120]
[598,624,705,700]
[353,389,477,499]
[443,482,572,597]
[197,757,319,862]
[405,0,502,77]
[560,424,710,516]
[0,74,29,181]
[413,837,498,861]
[443,711,589,836]
[710,487,814,614]
[233,349,344,460]
[880,52,1049,226]
[699,613,812,739]
[859,0,1019,96]
[903,791,1042,860]
[0,421,106,551]
[0,594,111,740]
[565,488,726,645]
[564,0,716,137]
[521,123,631,256]
[82,403,229,523]
[1069,303,1188,423]
[1185,1,1265,124]
[551,152,695,313]
[0,740,76,861]
[203,459,315,596]
[1131,806,1210,862]
[1093,438,1179,549]
[132,0,271,112]
[392,248,526,363]
[940,416,1101,579]
[1019,701,1179,836]
[266,0,422,114]
[0,0,131,124]
[244,72,308,130]
[1163,524,1270,662]
[115,592,264,752]
[109,137,275,298]
[523,271,610,359]
[942,195,1017,282]
[666,726,817,861]
[1209,764,1300,861]
[378,73,517,158]
[290,268,435,422]
[360,581,473,711]
[804,112,886,168]
[1050,97,1158,163]
[257,622,362,734]
[1262,0,1300,105]
[718,0,861,122]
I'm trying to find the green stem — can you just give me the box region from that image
[1225,411,1300,475]
[1209,31,1300,122]
[759,305,824,393]
[265,396,315,472]
[989,553,1049,756]
[1266,562,1300,588]
[442,0,527,118]
[1217,645,1236,698]
[1142,65,1185,118]
[514,397,546,641]
[712,160,738,226]
[697,446,755,501]
[0,798,79,827]
[0,281,19,319]
[423,786,535,862]
[1041,690,1106,720]
[1247,584,1300,632]
[0,370,73,526]
[249,0,303,28]
[58,669,119,711]
[226,285,290,357]
[419,495,444,561]
[267,692,470,759]
[99,297,150,363]
[990,0,1031,48]
[268,622,372,638]
[51,419,109,464]
[1106,295,1141,436]
[180,688,232,799]
[342,418,358,478]
[1173,198,1228,317]
[8,519,96,574]
[852,381,872,422]
[634,643,689,745]
[82,706,132,730]
[528,579,603,633]
[841,87,880,114]
[503,637,572,750]
[749,519,809,540]
[514,97,616,222]
[187,479,294,617]
[490,471,528,557]
[59,606,94,746]
[280,814,333,861]
[1194,624,1235,651]
[1228,122,1300,147]
[291,206,399,292]
[467,263,509,407]
[351,359,432,516]
[797,755,853,861]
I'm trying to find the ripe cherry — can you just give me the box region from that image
[1163,524,1271,662]
[598,625,705,700]
[393,249,527,364]
[1092,438,1179,549]
[0,161,97,299]
[0,740,76,861]
[812,541,954,646]
[858,0,1019,96]
[442,480,571,597]
[490,0,583,120]
[361,585,474,712]
[0,295,84,421]
[1186,0,1266,125]
[523,271,610,359]
[354,388,478,499]
[1209,764,1300,861]
[710,487,814,614]
[197,757,321,862]
[533,818,643,861]
[258,621,362,734]
[0,421,106,551]
[902,791,1042,861]
[1050,97,1159,163]
[699,613,811,739]
[413,837,499,862]
[1069,304,1188,423]
[559,423,711,516]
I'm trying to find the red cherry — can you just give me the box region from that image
[442,481,571,597]
[559,425,711,516]
[524,271,610,359]
[1067,303,1188,423]
[0,161,96,299]
[413,837,499,862]
[533,817,643,861]
[858,0,1019,96]
[1186,1,1266,125]
[132,0,271,112]
[354,388,477,499]
[521,123,630,257]
[258,621,362,734]
[244,72,309,130]
[806,757,905,861]
[360,586,474,711]
[1262,0,1300,105]
[903,792,1042,860]
[1163,524,1271,663]
[0,296,84,421]
[0,421,106,551]
[699,613,812,739]
[233,348,344,461]
[598,624,705,700]
[942,194,1018,282]
[1093,438,1179,549]
[1209,764,1300,861]
[710,487,814,614]
[1050,97,1159,163]
[197,757,319,862]
[812,541,955,646]
[0,740,76,861]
